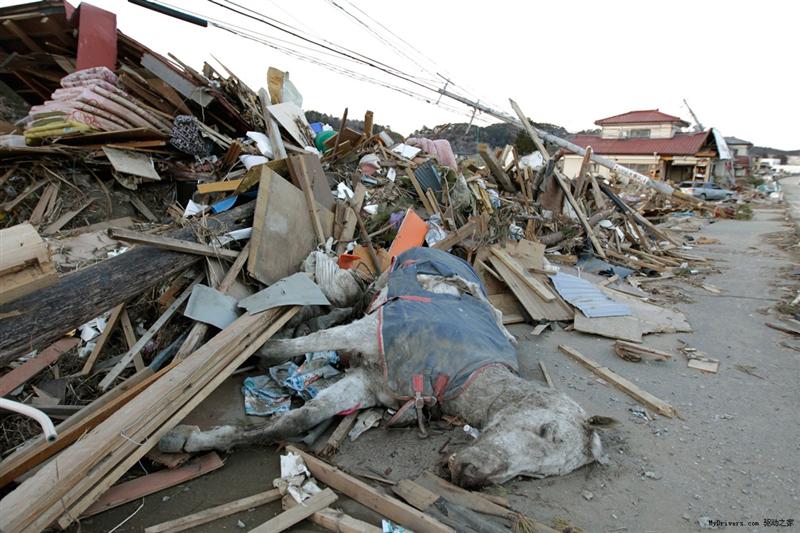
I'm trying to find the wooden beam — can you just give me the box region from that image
[0,338,79,396]
[294,156,327,246]
[321,412,358,456]
[109,228,240,259]
[431,218,478,251]
[489,246,555,302]
[119,307,145,371]
[81,453,224,518]
[286,446,454,533]
[196,179,243,194]
[558,345,676,417]
[553,171,607,259]
[258,88,287,159]
[335,184,366,255]
[575,146,593,198]
[406,169,434,215]
[80,304,125,376]
[250,488,337,533]
[98,272,204,391]
[477,143,515,193]
[2,19,44,52]
[283,495,381,533]
[144,489,281,533]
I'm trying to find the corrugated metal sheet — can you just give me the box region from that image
[549,273,631,318]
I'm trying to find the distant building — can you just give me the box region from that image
[723,137,753,178]
[563,109,723,184]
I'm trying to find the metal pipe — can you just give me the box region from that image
[0,398,57,442]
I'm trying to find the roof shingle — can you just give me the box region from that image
[570,132,711,156]
[595,109,689,127]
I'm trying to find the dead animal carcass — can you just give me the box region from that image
[160,248,607,487]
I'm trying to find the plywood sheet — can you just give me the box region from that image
[247,166,334,285]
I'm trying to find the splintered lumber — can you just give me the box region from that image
[144,489,281,533]
[321,411,359,456]
[489,246,555,301]
[0,202,255,368]
[145,449,192,469]
[175,243,251,359]
[81,304,125,375]
[282,495,381,533]
[335,183,367,254]
[0,337,79,396]
[553,172,607,259]
[558,345,676,417]
[487,255,573,322]
[247,165,334,285]
[286,446,454,533]
[0,307,297,532]
[292,156,327,246]
[98,272,204,391]
[42,198,94,235]
[431,218,479,251]
[109,228,240,259]
[81,453,225,518]
[477,143,515,193]
[0,223,58,306]
[0,366,165,489]
[250,488,337,533]
[614,340,673,362]
[406,169,434,215]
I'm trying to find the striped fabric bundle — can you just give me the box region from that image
[25,66,172,141]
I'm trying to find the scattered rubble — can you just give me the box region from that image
[0,1,779,532]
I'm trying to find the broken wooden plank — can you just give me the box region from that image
[406,169,434,215]
[42,198,94,235]
[321,411,358,456]
[335,183,366,255]
[477,143,515,193]
[81,304,125,376]
[108,228,240,259]
[98,272,204,391]
[144,489,281,533]
[0,337,79,396]
[431,218,479,251]
[558,345,677,417]
[196,179,243,194]
[127,194,159,222]
[487,255,573,322]
[28,183,58,227]
[250,488,337,533]
[145,449,192,470]
[765,321,800,336]
[539,360,554,388]
[0,223,58,306]
[393,479,440,511]
[613,340,673,362]
[81,453,225,518]
[489,246,555,302]
[286,446,454,533]
[282,494,381,533]
[415,471,512,519]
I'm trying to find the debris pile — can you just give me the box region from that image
[0,1,761,531]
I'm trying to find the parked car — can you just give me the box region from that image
[677,181,735,201]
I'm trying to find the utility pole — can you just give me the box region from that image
[682,98,705,132]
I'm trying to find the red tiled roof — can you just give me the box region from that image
[571,132,711,156]
[595,109,689,127]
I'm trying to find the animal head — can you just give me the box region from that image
[448,400,609,487]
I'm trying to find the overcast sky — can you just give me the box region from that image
[5,0,797,148]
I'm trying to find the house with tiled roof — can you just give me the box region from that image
[562,109,722,184]
[724,136,753,177]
